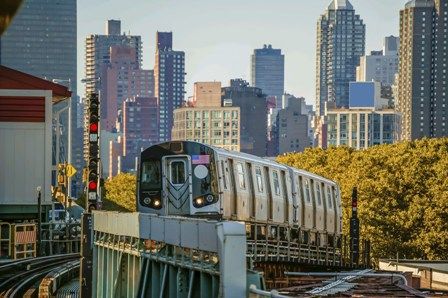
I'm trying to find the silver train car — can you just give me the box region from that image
[137,141,342,246]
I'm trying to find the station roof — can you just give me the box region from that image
[380,259,448,273]
[0,65,71,103]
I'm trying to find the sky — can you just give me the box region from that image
[77,0,408,106]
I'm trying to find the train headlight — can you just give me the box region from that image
[195,197,204,206]
[153,199,161,207]
[206,194,214,203]
[143,197,151,205]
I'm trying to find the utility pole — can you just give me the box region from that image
[350,187,360,266]
[36,186,42,257]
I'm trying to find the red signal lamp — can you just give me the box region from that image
[88,180,97,191]
[89,123,98,133]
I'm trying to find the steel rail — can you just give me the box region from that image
[0,253,79,272]
[0,255,78,297]
[306,269,373,295]
[284,271,408,286]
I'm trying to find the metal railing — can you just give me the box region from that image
[0,223,11,259]
[40,222,81,256]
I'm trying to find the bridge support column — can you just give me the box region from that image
[217,222,246,298]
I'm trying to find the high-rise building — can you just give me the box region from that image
[154,32,186,142]
[172,82,240,152]
[316,0,366,115]
[0,0,77,103]
[85,20,142,96]
[251,44,285,108]
[102,46,154,131]
[0,0,79,195]
[396,0,448,141]
[222,79,267,156]
[120,96,159,173]
[356,36,399,86]
[85,20,146,176]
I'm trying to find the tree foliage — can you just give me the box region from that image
[277,138,448,260]
[103,173,136,212]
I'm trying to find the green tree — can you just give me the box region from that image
[103,173,137,212]
[277,138,448,260]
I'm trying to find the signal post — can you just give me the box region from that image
[80,92,101,297]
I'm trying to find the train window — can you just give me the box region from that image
[221,161,228,189]
[273,171,281,196]
[141,160,161,190]
[327,186,333,209]
[236,163,246,189]
[297,176,304,201]
[170,161,186,185]
[316,183,322,206]
[304,179,311,203]
[255,167,263,193]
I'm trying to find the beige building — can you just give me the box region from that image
[192,81,221,107]
[172,82,241,151]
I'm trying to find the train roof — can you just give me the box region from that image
[149,141,337,186]
[213,145,336,185]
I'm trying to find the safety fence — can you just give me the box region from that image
[0,221,81,259]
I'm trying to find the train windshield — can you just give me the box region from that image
[141,160,161,190]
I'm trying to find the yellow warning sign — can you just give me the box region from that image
[66,164,77,178]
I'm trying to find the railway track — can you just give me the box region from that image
[0,254,79,298]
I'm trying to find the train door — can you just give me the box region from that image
[264,166,273,221]
[162,156,192,216]
[247,162,256,219]
[228,159,237,217]
[280,170,291,224]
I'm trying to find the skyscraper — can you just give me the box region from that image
[251,44,285,107]
[0,0,77,101]
[0,0,78,194]
[84,20,142,160]
[396,0,448,141]
[102,46,154,131]
[85,20,142,96]
[316,0,366,115]
[154,32,186,142]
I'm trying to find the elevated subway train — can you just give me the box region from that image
[137,141,342,247]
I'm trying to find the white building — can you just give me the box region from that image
[356,36,399,86]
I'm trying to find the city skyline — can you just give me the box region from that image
[77,0,407,105]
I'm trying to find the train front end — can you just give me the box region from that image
[137,141,221,217]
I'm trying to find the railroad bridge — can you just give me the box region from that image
[84,211,367,297]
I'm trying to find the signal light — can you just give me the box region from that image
[89,123,98,133]
[88,181,97,191]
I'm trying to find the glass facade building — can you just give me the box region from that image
[154,32,186,142]
[315,0,366,115]
[250,44,284,108]
[0,0,79,195]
